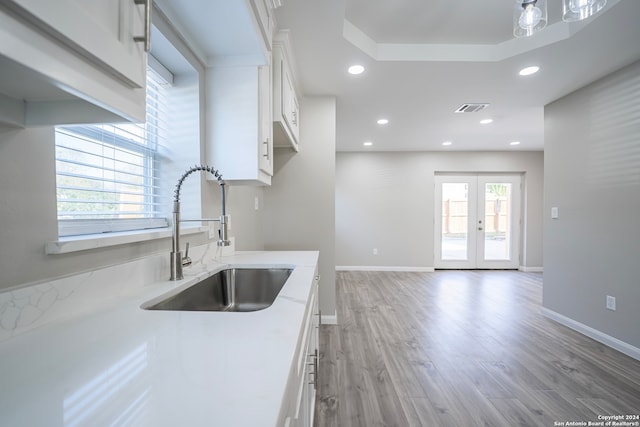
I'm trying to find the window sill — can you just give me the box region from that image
[45,226,207,255]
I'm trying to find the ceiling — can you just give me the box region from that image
[273,0,640,152]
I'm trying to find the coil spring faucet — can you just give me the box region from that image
[170,165,230,281]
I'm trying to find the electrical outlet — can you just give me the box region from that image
[606,295,616,311]
[208,222,217,239]
[373,248,378,255]
[254,196,259,211]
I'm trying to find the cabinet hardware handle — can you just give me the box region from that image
[316,309,322,326]
[307,350,318,388]
[313,349,318,389]
[292,111,297,126]
[133,0,152,52]
[263,139,270,160]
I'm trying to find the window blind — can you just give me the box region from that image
[55,68,171,237]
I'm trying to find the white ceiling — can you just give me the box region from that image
[273,0,640,152]
[345,0,563,45]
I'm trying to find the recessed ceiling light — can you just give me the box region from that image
[377,119,389,125]
[363,141,373,146]
[510,141,521,146]
[480,119,493,124]
[442,141,452,146]
[519,66,540,76]
[348,65,365,75]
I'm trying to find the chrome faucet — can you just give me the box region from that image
[170,165,231,281]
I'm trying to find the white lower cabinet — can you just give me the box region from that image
[281,270,319,427]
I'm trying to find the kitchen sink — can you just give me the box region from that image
[142,268,293,312]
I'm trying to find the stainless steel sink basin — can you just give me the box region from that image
[143,268,293,312]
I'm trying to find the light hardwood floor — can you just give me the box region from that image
[315,270,640,427]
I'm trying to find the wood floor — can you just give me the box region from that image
[314,270,640,427]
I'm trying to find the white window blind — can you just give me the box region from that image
[55,68,171,237]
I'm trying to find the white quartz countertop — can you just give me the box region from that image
[0,251,319,427]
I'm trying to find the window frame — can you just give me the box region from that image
[54,67,170,238]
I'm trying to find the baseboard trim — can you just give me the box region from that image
[321,313,338,325]
[541,307,640,362]
[519,266,544,272]
[335,266,435,272]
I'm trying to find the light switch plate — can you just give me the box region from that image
[551,207,559,219]
[606,295,616,311]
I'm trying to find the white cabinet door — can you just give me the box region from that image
[304,275,319,427]
[273,31,300,151]
[297,274,319,427]
[290,86,300,142]
[277,267,319,427]
[282,65,299,141]
[5,0,146,88]
[258,61,273,175]
[206,64,273,185]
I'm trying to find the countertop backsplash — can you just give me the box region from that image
[0,241,229,342]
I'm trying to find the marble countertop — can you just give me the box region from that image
[0,251,319,427]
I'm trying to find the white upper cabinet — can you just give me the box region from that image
[273,30,300,151]
[5,0,147,87]
[201,0,275,185]
[258,61,274,176]
[0,0,148,126]
[206,62,273,186]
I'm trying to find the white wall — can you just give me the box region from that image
[0,13,266,291]
[0,119,264,292]
[263,96,337,317]
[0,126,190,289]
[336,151,544,269]
[544,59,640,349]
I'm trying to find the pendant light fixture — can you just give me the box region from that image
[514,0,548,38]
[562,0,607,22]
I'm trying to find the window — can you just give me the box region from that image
[55,68,170,237]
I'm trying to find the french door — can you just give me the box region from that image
[434,174,521,269]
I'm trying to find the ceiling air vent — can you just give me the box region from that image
[454,103,489,113]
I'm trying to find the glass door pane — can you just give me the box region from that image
[476,175,521,269]
[441,182,469,260]
[483,182,512,261]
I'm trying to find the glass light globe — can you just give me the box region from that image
[569,0,590,13]
[562,0,606,21]
[514,0,547,38]
[519,4,542,29]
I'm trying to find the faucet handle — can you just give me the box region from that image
[182,242,192,267]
